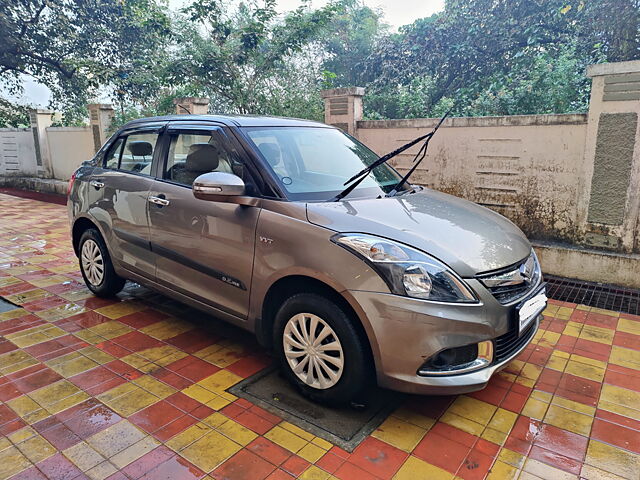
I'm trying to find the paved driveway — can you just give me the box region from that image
[0,192,639,480]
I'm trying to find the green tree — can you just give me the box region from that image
[166,0,339,118]
[321,0,387,87]
[0,0,171,117]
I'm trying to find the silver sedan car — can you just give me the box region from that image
[68,115,546,405]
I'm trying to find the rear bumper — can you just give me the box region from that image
[349,285,542,395]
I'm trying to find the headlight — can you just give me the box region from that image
[332,234,477,303]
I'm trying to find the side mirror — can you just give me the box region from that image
[193,172,245,201]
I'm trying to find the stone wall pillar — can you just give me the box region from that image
[320,87,365,137]
[87,104,115,153]
[578,60,640,253]
[28,109,54,177]
[173,97,210,115]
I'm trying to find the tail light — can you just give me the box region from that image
[67,172,77,196]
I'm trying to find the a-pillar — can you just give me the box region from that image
[320,87,365,137]
[87,104,115,153]
[28,109,54,178]
[578,60,640,253]
[173,97,210,115]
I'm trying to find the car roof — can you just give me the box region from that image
[121,114,330,129]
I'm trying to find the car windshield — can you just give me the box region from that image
[242,126,410,201]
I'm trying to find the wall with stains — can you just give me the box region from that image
[356,115,589,245]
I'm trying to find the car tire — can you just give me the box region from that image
[78,228,125,297]
[274,293,371,405]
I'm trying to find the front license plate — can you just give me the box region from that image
[518,288,547,334]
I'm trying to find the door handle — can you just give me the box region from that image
[90,180,104,189]
[148,195,170,207]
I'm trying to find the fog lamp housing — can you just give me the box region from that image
[418,340,494,376]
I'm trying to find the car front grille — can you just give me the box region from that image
[493,318,538,363]
[477,251,542,305]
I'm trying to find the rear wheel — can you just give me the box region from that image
[78,229,125,297]
[274,293,370,405]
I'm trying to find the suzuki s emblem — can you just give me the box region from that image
[260,236,274,245]
[519,263,530,279]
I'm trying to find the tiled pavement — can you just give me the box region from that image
[0,192,639,480]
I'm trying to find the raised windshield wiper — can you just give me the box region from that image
[386,110,450,197]
[329,110,450,202]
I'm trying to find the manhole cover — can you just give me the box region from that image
[0,298,20,313]
[228,367,404,451]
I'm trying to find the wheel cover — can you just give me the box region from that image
[283,313,344,390]
[81,239,104,287]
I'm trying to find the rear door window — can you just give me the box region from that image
[104,132,159,175]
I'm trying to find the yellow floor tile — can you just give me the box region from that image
[300,465,331,480]
[523,458,577,480]
[565,360,605,383]
[447,395,497,426]
[264,425,308,453]
[46,352,99,378]
[0,350,39,375]
[198,370,243,393]
[28,379,83,407]
[63,442,106,472]
[35,303,87,322]
[86,421,146,459]
[551,395,596,416]
[371,416,426,452]
[86,460,118,480]
[600,384,640,412]
[104,387,158,417]
[579,325,614,345]
[179,430,242,472]
[617,317,640,336]
[0,446,32,479]
[441,410,484,436]
[544,404,593,436]
[132,375,176,399]
[110,436,160,469]
[140,319,193,340]
[585,440,640,479]
[486,460,519,480]
[15,434,56,463]
[167,423,212,452]
[95,302,146,319]
[498,448,526,469]
[391,407,436,430]
[480,427,508,445]
[216,419,258,446]
[487,408,518,433]
[298,442,326,463]
[609,346,640,371]
[393,455,453,480]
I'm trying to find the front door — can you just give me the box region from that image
[95,128,161,278]
[147,126,260,319]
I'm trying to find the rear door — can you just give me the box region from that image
[147,125,261,319]
[94,127,162,278]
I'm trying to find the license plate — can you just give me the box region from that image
[518,289,547,333]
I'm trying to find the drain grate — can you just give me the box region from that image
[545,275,640,315]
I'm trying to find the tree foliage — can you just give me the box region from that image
[0,0,171,116]
[0,0,639,126]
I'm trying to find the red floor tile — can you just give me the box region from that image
[334,460,381,480]
[413,429,470,474]
[129,400,184,434]
[122,446,176,479]
[152,414,199,442]
[141,456,204,480]
[349,436,407,479]
[457,448,494,480]
[212,450,276,480]
[316,452,346,474]
[36,453,84,480]
[591,418,640,454]
[234,410,277,435]
[247,438,292,467]
[529,445,582,475]
[166,329,219,353]
[64,403,122,439]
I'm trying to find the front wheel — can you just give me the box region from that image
[274,293,371,405]
[78,229,125,297]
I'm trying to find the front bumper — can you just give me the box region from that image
[349,280,542,395]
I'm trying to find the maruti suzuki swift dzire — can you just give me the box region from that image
[68,114,546,405]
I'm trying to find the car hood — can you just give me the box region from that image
[306,189,531,277]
